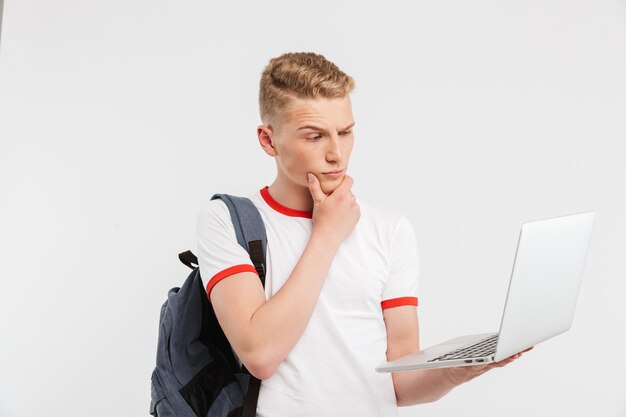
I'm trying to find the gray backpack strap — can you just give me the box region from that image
[211,194,267,286]
[210,193,266,417]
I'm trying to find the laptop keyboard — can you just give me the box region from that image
[427,334,499,362]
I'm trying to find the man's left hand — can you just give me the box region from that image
[445,346,534,386]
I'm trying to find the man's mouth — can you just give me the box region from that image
[322,169,344,177]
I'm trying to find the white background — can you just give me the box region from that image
[1,0,625,416]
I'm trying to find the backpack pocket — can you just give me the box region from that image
[150,369,177,417]
[178,358,240,416]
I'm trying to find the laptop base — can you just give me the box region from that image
[376,332,498,372]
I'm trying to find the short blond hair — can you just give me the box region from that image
[259,52,355,125]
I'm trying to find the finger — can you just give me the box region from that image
[307,173,327,206]
[335,174,354,194]
[494,358,515,368]
[493,355,518,367]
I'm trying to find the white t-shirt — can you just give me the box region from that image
[196,186,420,417]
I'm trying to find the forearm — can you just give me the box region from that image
[392,353,524,405]
[386,343,461,406]
[248,231,339,375]
[392,367,460,406]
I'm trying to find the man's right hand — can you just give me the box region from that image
[307,173,361,246]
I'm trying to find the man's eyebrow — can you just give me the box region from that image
[297,122,355,132]
[340,122,356,132]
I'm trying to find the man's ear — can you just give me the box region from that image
[257,124,278,157]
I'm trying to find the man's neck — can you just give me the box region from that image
[267,177,314,213]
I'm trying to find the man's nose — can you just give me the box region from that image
[325,134,343,162]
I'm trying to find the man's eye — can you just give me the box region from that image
[307,135,322,141]
[339,130,352,136]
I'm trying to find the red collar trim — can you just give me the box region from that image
[260,186,313,219]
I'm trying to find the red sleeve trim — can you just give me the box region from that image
[381,296,418,310]
[206,264,258,299]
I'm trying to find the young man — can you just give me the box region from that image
[197,52,530,416]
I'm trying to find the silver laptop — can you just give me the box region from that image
[376,211,596,372]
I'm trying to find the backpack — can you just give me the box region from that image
[150,194,267,417]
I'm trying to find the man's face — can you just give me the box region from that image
[261,95,355,195]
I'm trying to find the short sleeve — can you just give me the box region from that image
[381,215,420,310]
[196,199,258,299]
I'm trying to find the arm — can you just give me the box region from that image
[210,174,360,380]
[383,306,533,406]
[383,306,458,405]
[210,231,340,380]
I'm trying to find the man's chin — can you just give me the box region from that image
[320,178,342,195]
